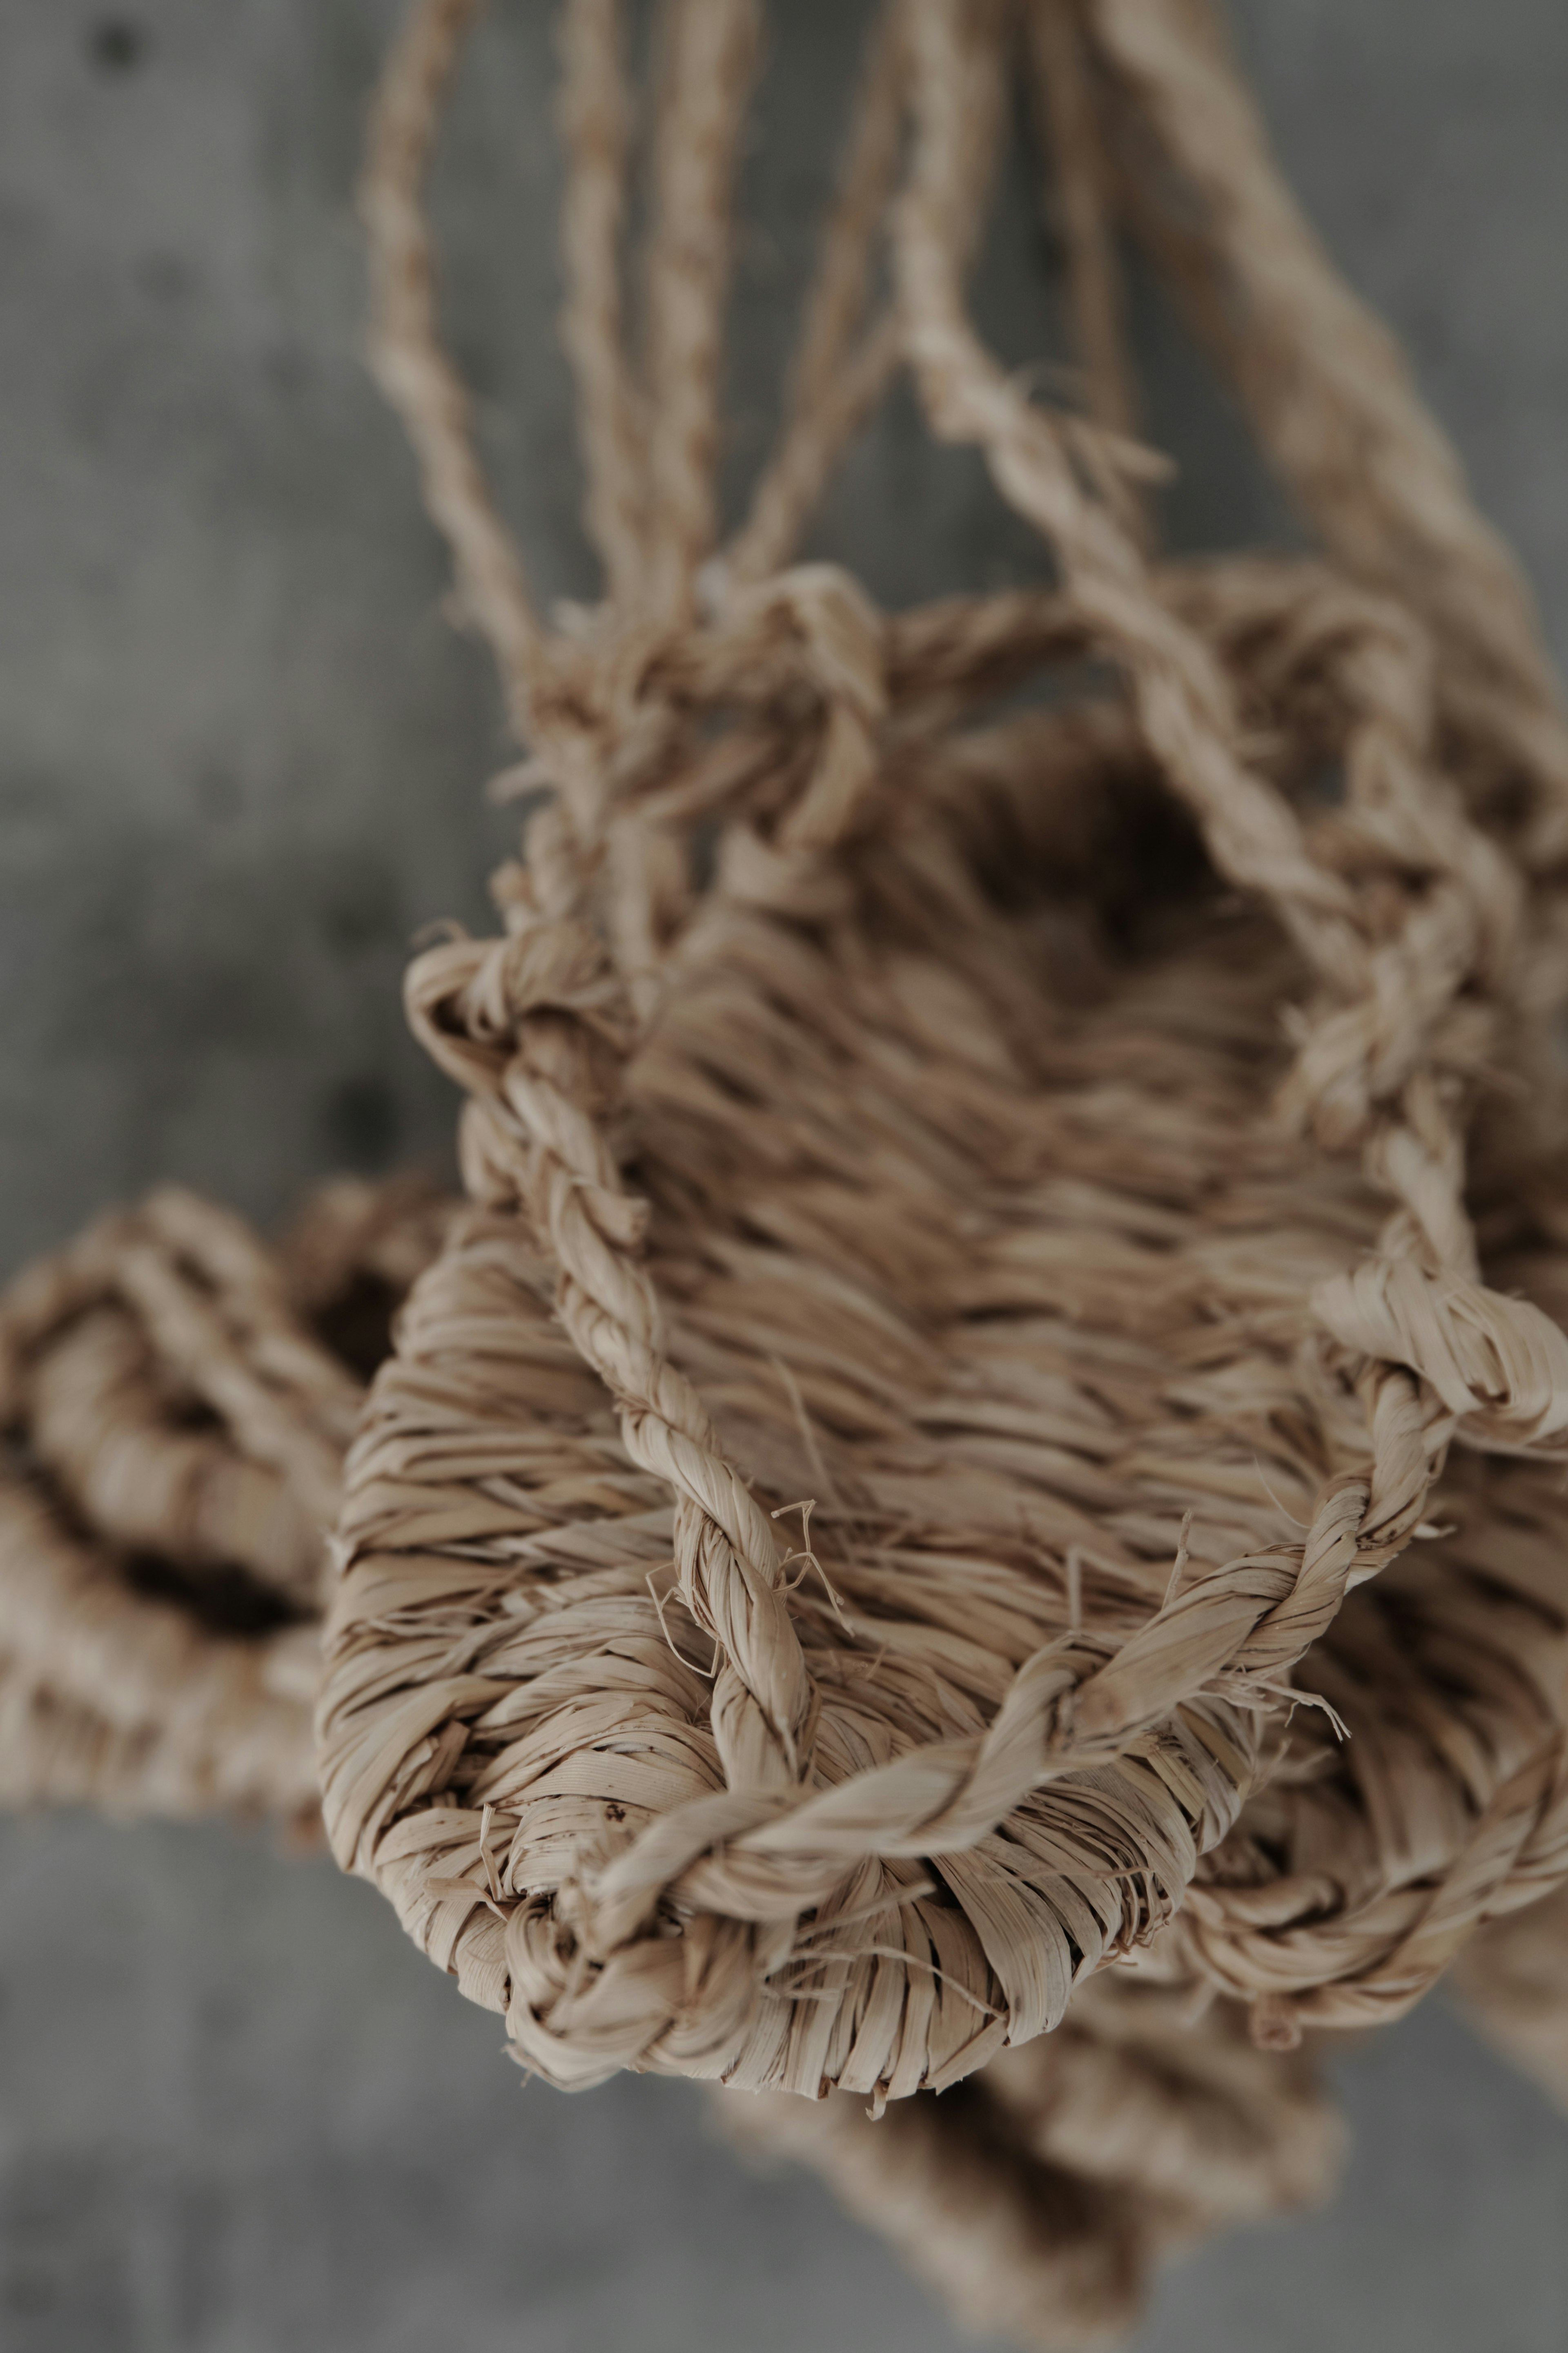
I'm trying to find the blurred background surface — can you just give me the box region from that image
[1,3,1567,2346]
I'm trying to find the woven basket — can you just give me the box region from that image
[0,1176,452,1820]
[316,0,1568,2106]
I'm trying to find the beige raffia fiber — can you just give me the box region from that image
[0,1175,452,1820]
[314,0,1568,2128]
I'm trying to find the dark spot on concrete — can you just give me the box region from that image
[319,860,401,957]
[195,765,243,821]
[321,1073,401,1173]
[261,343,312,401]
[5,2269,57,2315]
[136,251,197,307]
[87,18,147,75]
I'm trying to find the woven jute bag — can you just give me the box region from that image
[0,1175,452,1821]
[314,0,1568,2117]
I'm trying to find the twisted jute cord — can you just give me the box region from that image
[1160,1446,1568,2045]
[0,1190,340,1819]
[361,0,548,733]
[641,0,762,622]
[354,5,844,1884]
[726,0,1018,591]
[317,0,1568,2099]
[903,5,1522,1129]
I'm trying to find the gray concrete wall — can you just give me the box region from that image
[2,3,1567,2347]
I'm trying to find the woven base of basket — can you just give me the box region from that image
[0,1175,453,1821]
[719,1970,1343,2349]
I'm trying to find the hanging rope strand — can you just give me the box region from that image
[361,0,549,737]
[726,0,908,585]
[557,0,647,609]
[641,0,764,621]
[1026,0,1141,451]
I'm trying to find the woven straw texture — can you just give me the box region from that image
[313,0,1568,2119]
